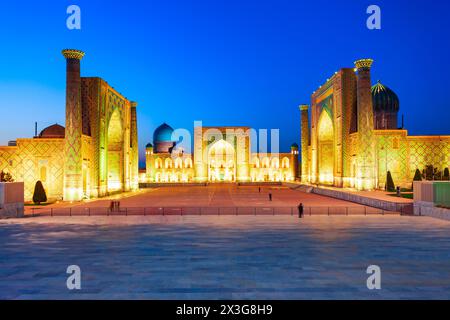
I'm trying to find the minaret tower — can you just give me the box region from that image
[300,105,310,183]
[130,101,139,190]
[290,143,300,179]
[354,59,375,191]
[62,49,85,201]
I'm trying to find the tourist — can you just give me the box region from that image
[298,203,304,218]
[269,193,272,201]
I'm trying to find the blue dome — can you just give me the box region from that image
[153,123,174,143]
[372,81,400,112]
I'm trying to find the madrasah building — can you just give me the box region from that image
[300,59,450,190]
[0,49,139,201]
[0,51,449,202]
[143,124,299,183]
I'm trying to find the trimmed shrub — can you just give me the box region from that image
[386,171,395,192]
[0,170,14,182]
[443,168,450,181]
[425,165,434,180]
[413,169,422,181]
[32,181,47,205]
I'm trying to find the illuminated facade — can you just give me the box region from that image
[145,125,298,183]
[301,59,450,190]
[0,49,139,201]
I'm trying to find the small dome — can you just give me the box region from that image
[372,81,400,112]
[153,123,174,143]
[146,143,153,149]
[291,143,299,149]
[39,124,65,138]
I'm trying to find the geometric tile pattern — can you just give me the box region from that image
[303,60,450,190]
[0,138,64,201]
[63,58,84,201]
[0,51,139,202]
[376,132,409,188]
[300,105,309,182]
[355,64,376,190]
[408,137,450,178]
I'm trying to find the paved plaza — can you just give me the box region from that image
[1,215,450,300]
[27,185,368,214]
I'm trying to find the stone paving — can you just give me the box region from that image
[1,215,450,300]
[26,185,367,215]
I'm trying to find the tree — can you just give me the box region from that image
[0,170,14,182]
[413,169,422,181]
[386,171,395,192]
[444,168,450,181]
[425,165,434,180]
[412,169,422,190]
[32,181,47,205]
[434,168,442,181]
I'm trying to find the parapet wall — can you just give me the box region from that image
[284,182,413,213]
[414,201,450,221]
[0,182,24,218]
[413,181,450,221]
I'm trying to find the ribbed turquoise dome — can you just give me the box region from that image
[153,123,174,143]
[372,81,400,112]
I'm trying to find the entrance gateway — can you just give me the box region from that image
[208,139,236,182]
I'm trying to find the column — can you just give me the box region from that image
[355,59,376,191]
[300,105,310,183]
[62,49,85,201]
[130,101,139,190]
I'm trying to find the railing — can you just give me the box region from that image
[29,206,408,217]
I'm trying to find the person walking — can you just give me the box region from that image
[258,187,261,193]
[269,193,272,201]
[298,203,304,219]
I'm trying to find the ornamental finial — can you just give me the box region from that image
[62,49,85,60]
[299,104,309,111]
[354,59,374,70]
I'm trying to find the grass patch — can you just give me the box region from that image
[387,193,413,199]
[24,202,54,207]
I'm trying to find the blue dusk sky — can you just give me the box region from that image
[0,0,449,165]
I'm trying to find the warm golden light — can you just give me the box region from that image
[208,140,236,182]
[318,111,334,185]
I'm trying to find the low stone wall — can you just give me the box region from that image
[139,182,208,188]
[284,183,412,213]
[414,201,450,221]
[311,188,411,212]
[413,181,450,207]
[0,202,24,218]
[237,182,283,187]
[283,182,313,192]
[0,182,24,218]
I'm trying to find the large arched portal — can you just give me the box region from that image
[208,140,236,182]
[318,111,335,185]
[107,109,124,193]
